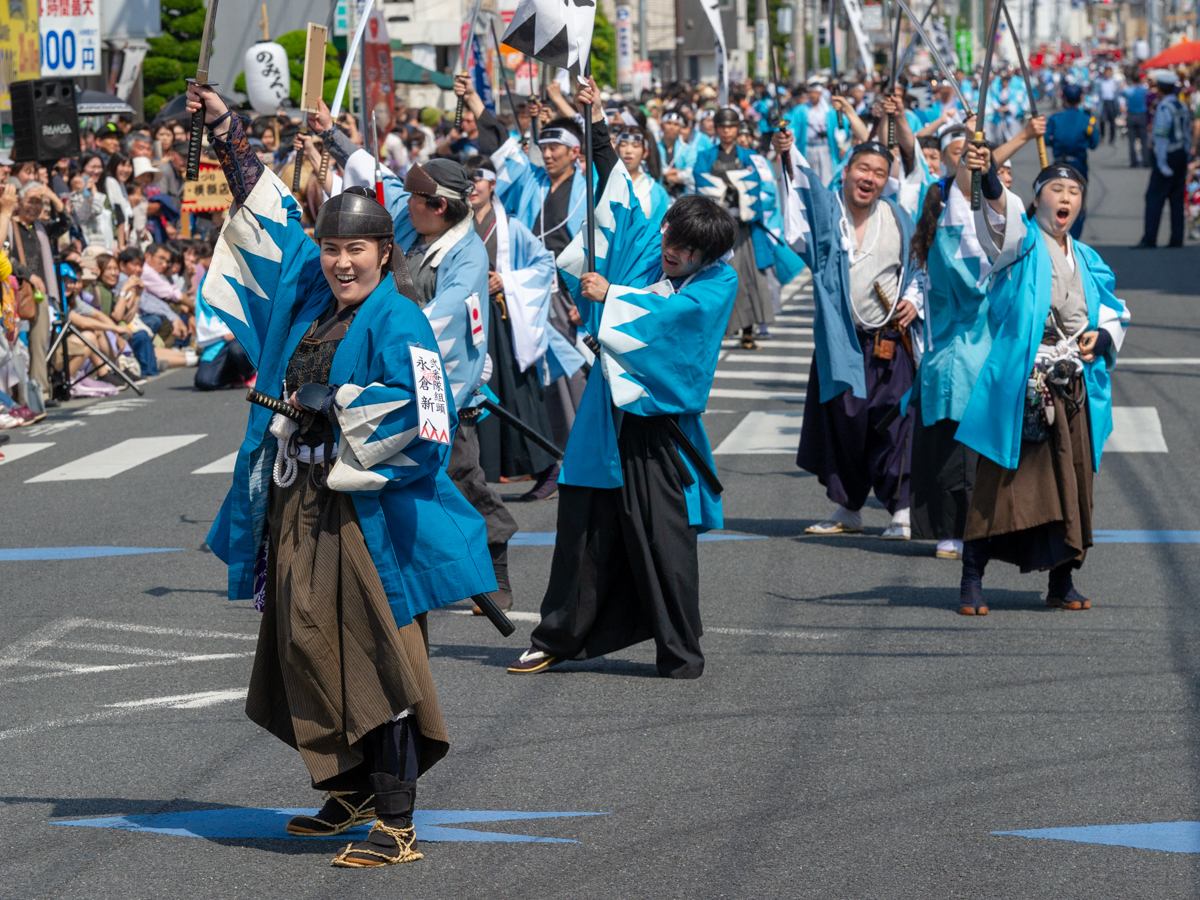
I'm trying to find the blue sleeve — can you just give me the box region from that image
[422,236,491,409]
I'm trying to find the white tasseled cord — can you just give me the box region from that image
[270,413,299,487]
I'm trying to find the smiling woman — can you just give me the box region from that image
[183,81,496,870]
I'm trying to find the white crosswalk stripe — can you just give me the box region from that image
[0,443,55,465]
[26,434,207,483]
[193,451,239,474]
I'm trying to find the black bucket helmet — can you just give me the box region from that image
[314,186,394,240]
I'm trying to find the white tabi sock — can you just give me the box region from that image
[829,506,862,528]
[890,507,911,527]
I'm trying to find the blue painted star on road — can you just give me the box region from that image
[55,808,608,843]
[995,821,1200,853]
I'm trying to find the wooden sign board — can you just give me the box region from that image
[182,163,233,213]
[299,23,328,114]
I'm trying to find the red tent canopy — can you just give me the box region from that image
[1140,38,1200,69]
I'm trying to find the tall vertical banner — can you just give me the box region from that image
[362,9,394,134]
[471,34,496,113]
[753,0,769,81]
[501,0,598,79]
[40,0,100,77]
[838,0,875,73]
[1,1,40,115]
[699,0,728,105]
[616,6,634,94]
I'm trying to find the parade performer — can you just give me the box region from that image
[908,116,1044,560]
[985,69,1028,144]
[312,103,519,611]
[685,107,780,350]
[773,98,926,541]
[475,77,617,499]
[659,110,698,197]
[189,84,495,868]
[462,155,559,498]
[507,185,738,679]
[786,78,847,186]
[615,125,672,219]
[1045,84,1099,239]
[959,145,1129,614]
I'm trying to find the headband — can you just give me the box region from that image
[847,140,894,171]
[617,131,644,145]
[662,111,684,123]
[470,168,497,182]
[538,127,581,149]
[939,128,967,151]
[1032,164,1086,198]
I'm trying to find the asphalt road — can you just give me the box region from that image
[3,139,1200,899]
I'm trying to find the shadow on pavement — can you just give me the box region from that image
[771,585,1048,612]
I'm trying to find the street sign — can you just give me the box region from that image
[40,0,101,77]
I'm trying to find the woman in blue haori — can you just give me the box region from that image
[507,185,738,680]
[614,124,672,221]
[957,145,1129,615]
[985,69,1030,145]
[658,110,698,198]
[187,84,495,869]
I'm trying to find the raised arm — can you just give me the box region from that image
[187,82,263,206]
[993,115,1046,167]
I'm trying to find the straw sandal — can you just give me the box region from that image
[330,819,423,868]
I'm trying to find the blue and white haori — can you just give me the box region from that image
[917,179,995,426]
[957,191,1130,472]
[201,166,496,623]
[343,149,492,411]
[785,103,848,168]
[685,144,782,271]
[557,167,737,532]
[488,194,556,373]
[778,144,926,402]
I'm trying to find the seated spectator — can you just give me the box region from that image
[194,296,255,391]
[90,252,159,378]
[131,243,188,346]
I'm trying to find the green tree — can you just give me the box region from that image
[234,29,342,108]
[142,0,207,119]
[590,5,617,91]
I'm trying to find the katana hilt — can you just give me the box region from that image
[970,131,985,211]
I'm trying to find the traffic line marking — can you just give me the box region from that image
[192,451,238,474]
[26,434,207,482]
[711,370,809,383]
[506,531,767,547]
[1094,530,1200,543]
[994,822,1200,853]
[719,353,815,363]
[707,388,806,401]
[1107,407,1167,452]
[0,546,183,561]
[0,442,55,465]
[55,808,609,843]
[713,410,803,455]
[1117,358,1200,365]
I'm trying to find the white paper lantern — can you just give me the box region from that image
[243,41,291,115]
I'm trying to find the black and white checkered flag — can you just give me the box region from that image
[930,18,957,71]
[500,0,597,78]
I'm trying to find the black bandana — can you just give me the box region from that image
[847,140,895,171]
[1033,164,1087,199]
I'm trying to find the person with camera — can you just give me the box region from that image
[956,143,1130,613]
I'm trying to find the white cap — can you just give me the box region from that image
[1151,68,1179,86]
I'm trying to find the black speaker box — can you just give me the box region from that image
[11,78,80,163]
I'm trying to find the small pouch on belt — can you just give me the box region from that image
[873,330,896,360]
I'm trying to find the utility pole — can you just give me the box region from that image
[755,0,769,80]
[793,0,806,81]
[1148,0,1162,56]
[675,0,685,81]
[638,0,649,62]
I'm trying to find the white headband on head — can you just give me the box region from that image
[939,130,967,152]
[538,128,581,149]
[473,168,497,182]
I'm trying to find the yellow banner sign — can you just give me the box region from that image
[182,163,233,213]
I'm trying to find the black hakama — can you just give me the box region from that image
[531,415,703,679]
[910,413,979,541]
[477,295,557,482]
[797,328,916,514]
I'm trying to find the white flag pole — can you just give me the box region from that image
[330,0,378,121]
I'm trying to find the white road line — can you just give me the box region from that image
[106,689,248,710]
[55,641,198,659]
[17,420,83,437]
[1117,358,1200,365]
[772,317,814,325]
[0,653,255,685]
[192,451,239,475]
[1107,406,1168,452]
[712,370,809,383]
[713,410,804,455]
[721,340,815,350]
[759,326,813,335]
[719,353,814,363]
[26,434,207,482]
[76,398,154,416]
[0,689,248,742]
[448,609,541,622]
[0,619,89,668]
[708,388,806,401]
[0,442,55,465]
[78,619,258,641]
[707,627,830,639]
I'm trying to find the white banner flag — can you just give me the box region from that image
[501,0,598,79]
[699,0,729,106]
[838,0,875,75]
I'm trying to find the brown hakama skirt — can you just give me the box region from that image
[245,464,449,788]
[964,377,1094,573]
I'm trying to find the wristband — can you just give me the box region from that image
[980,163,1004,201]
[205,110,233,133]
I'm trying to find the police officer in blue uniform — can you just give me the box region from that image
[1136,69,1193,249]
[1045,83,1099,238]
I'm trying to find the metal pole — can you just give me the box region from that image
[675,0,686,81]
[639,0,649,61]
[793,0,806,82]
